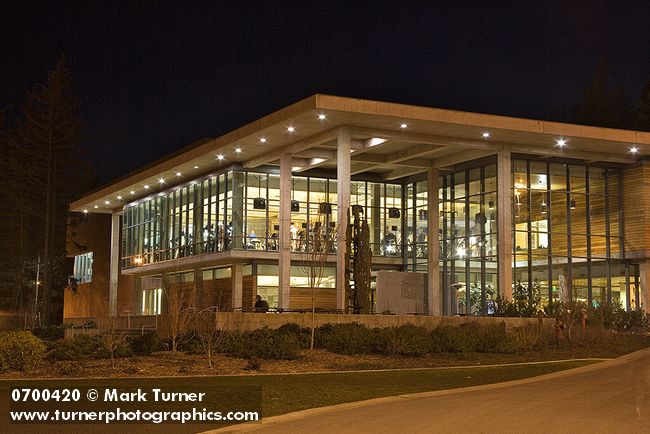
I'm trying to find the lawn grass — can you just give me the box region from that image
[219,360,598,417]
[0,360,598,432]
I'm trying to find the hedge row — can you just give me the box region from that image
[190,321,535,360]
[310,322,525,355]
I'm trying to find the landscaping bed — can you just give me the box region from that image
[1,328,648,379]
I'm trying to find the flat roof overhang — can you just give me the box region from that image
[71,94,650,213]
[121,250,403,276]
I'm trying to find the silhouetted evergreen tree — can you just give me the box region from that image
[634,74,650,131]
[5,56,90,325]
[571,59,633,129]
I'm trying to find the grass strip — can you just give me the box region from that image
[209,360,598,417]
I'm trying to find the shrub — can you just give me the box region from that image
[374,324,431,356]
[48,339,82,361]
[73,334,100,355]
[431,323,480,353]
[130,332,162,356]
[315,323,373,355]
[47,334,99,361]
[0,331,46,372]
[32,325,66,341]
[177,334,203,354]
[222,328,301,360]
[477,323,518,354]
[430,322,518,354]
[97,339,133,359]
[508,324,542,351]
[276,323,311,349]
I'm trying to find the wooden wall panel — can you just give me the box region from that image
[289,287,337,310]
[623,163,650,255]
[203,278,232,310]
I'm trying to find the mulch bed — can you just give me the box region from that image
[1,343,642,379]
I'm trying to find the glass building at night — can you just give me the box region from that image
[66,95,650,319]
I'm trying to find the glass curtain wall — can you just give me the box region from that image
[122,170,404,268]
[404,179,429,271]
[440,162,498,315]
[512,158,631,308]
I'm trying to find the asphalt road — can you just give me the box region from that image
[220,348,650,434]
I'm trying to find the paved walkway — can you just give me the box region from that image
[215,348,650,433]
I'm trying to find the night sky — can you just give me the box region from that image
[3,1,650,186]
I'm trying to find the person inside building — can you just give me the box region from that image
[255,295,269,312]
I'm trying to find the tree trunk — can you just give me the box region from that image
[42,96,55,326]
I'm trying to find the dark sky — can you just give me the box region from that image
[3,1,650,185]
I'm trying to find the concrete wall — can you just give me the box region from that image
[376,271,426,315]
[214,312,554,333]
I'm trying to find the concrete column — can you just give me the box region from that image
[427,168,441,316]
[497,148,513,299]
[639,261,650,313]
[231,172,245,249]
[231,262,243,310]
[109,213,120,317]
[278,153,292,310]
[372,183,382,255]
[336,128,351,311]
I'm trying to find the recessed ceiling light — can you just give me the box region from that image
[630,146,639,154]
[104,200,110,205]
[287,126,295,132]
[83,209,88,214]
[176,172,182,177]
[556,138,567,147]
[235,147,242,153]
[93,205,98,209]
[193,165,199,169]
[217,154,225,160]
[144,185,150,189]
[158,178,165,184]
[482,132,490,138]
[260,138,267,143]
[117,195,122,200]
[400,123,408,129]
[130,190,135,195]
[318,114,326,120]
